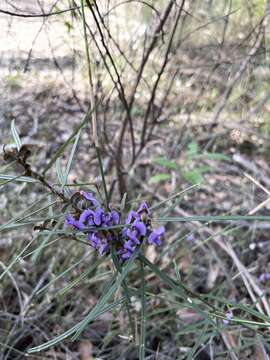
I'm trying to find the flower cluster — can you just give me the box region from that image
[65,191,165,260]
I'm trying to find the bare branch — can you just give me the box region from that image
[0,6,81,18]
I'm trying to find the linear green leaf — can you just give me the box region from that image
[42,102,101,174]
[56,158,71,198]
[72,248,139,339]
[0,238,36,282]
[0,194,53,233]
[152,157,178,170]
[140,255,216,326]
[149,173,171,184]
[157,215,270,222]
[150,184,198,211]
[0,174,37,183]
[63,128,82,187]
[31,217,63,264]
[59,255,105,295]
[111,246,135,339]
[186,322,210,360]
[37,251,93,295]
[139,260,146,360]
[27,297,125,353]
[11,119,22,150]
[28,251,138,353]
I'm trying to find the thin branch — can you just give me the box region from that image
[88,1,136,162]
[208,19,266,133]
[81,0,109,208]
[128,0,175,109]
[0,5,81,18]
[139,0,186,149]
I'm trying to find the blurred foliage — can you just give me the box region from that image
[151,141,231,185]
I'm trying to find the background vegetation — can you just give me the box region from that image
[1,0,270,359]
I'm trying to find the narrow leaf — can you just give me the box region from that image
[11,119,22,150]
[139,260,146,360]
[27,297,125,353]
[0,174,37,184]
[43,102,101,174]
[158,215,270,222]
[153,157,178,170]
[149,173,171,184]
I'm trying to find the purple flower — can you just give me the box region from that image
[99,242,109,255]
[148,226,165,245]
[125,210,140,224]
[124,239,136,252]
[92,207,104,226]
[111,210,120,225]
[126,220,146,244]
[122,211,139,238]
[126,232,141,245]
[137,201,150,215]
[79,209,93,224]
[257,273,270,283]
[223,311,233,325]
[133,220,147,236]
[186,233,195,242]
[87,232,109,255]
[119,240,135,260]
[121,251,132,260]
[104,210,120,226]
[65,214,84,230]
[80,191,99,207]
[82,207,104,226]
[88,232,101,249]
[65,195,165,261]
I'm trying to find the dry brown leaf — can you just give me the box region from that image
[145,244,158,263]
[206,263,220,290]
[254,340,270,360]
[176,308,203,324]
[78,340,93,360]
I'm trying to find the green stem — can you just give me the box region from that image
[96,145,109,208]
[111,246,136,341]
[139,260,146,360]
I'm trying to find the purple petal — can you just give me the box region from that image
[122,227,128,238]
[87,232,101,248]
[121,251,132,260]
[65,214,74,227]
[79,209,92,224]
[223,311,233,325]
[257,273,270,283]
[124,239,136,252]
[65,214,84,230]
[148,227,165,246]
[137,201,150,215]
[126,230,140,245]
[80,191,99,207]
[132,220,146,236]
[93,207,104,226]
[148,232,161,245]
[103,213,111,226]
[80,209,96,226]
[107,234,113,242]
[110,210,120,225]
[103,210,120,226]
[99,242,109,255]
[155,226,165,236]
[125,210,139,224]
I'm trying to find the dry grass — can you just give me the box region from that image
[1,1,270,359]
